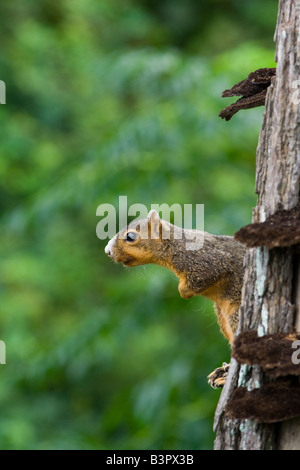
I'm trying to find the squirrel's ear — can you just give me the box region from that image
[147,210,161,238]
[147,210,160,225]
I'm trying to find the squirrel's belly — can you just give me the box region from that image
[213,301,240,344]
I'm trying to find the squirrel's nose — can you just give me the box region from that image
[105,236,116,258]
[105,244,113,258]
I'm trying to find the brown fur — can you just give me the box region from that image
[105,211,246,344]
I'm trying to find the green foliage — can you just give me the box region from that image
[0,0,277,449]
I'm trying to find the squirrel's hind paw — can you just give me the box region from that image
[207,362,229,389]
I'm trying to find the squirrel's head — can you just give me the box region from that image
[105,210,169,267]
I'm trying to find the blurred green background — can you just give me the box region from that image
[0,0,277,450]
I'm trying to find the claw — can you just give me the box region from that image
[208,363,230,389]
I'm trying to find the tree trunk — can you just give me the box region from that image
[214,0,300,450]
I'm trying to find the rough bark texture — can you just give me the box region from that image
[214,0,300,450]
[219,68,276,121]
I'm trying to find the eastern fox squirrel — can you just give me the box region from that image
[105,209,246,387]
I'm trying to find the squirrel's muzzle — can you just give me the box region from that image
[105,246,113,258]
[104,239,114,258]
[105,237,116,258]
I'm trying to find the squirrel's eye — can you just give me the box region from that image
[125,231,139,242]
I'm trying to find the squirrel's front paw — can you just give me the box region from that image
[207,362,229,389]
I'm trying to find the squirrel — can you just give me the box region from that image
[105,209,246,387]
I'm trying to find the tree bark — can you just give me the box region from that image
[214,0,300,450]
